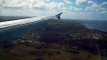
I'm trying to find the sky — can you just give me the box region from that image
[0,0,107,20]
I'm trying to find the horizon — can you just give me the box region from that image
[0,15,107,20]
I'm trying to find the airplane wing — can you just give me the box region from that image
[56,12,63,20]
[0,13,63,42]
[0,12,63,29]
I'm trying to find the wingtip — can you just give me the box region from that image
[56,12,63,20]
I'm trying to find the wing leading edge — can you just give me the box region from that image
[0,12,63,41]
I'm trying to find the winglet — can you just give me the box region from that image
[56,12,63,20]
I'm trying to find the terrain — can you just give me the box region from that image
[0,19,107,60]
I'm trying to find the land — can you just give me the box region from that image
[0,19,107,60]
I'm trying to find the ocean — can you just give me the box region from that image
[78,20,107,32]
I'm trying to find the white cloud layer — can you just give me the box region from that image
[2,0,25,8]
[101,2,107,5]
[0,0,67,10]
[0,0,107,14]
[86,1,107,13]
[76,0,87,5]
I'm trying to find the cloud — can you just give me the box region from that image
[58,2,66,9]
[88,1,94,5]
[1,0,107,14]
[101,2,107,5]
[33,2,46,9]
[102,11,107,13]
[1,0,67,11]
[85,3,99,12]
[101,2,107,13]
[2,0,26,8]
[63,0,72,5]
[76,0,87,5]
[0,0,3,7]
[101,1,107,9]
[32,0,67,10]
[73,7,82,11]
[0,0,83,12]
[33,2,57,10]
[85,1,107,13]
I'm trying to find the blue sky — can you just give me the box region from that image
[0,0,107,20]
